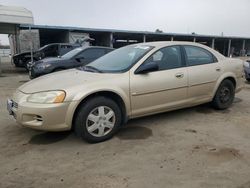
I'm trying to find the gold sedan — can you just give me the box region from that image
[7,41,244,143]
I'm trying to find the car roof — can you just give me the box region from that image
[45,43,81,46]
[133,41,226,60]
[136,41,208,48]
[76,46,114,50]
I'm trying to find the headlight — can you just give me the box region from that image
[243,61,250,68]
[27,91,66,104]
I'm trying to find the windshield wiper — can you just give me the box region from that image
[83,66,102,73]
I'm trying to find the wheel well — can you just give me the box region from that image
[72,91,127,129]
[224,77,236,88]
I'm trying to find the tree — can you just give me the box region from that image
[155,29,163,33]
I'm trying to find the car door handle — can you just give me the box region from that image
[175,73,184,78]
[216,67,221,72]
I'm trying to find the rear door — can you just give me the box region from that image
[183,45,221,101]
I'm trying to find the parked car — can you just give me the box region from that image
[28,46,114,79]
[12,43,81,70]
[7,41,244,143]
[243,59,250,81]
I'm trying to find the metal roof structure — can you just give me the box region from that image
[0,5,33,25]
[20,24,250,40]
[0,5,33,34]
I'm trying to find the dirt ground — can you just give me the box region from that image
[1,62,250,188]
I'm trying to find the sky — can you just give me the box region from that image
[0,0,250,45]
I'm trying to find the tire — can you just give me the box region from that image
[246,78,250,82]
[212,79,235,110]
[74,96,122,143]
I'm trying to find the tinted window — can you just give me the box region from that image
[184,46,215,66]
[144,46,183,70]
[60,45,72,49]
[61,47,83,59]
[77,49,106,59]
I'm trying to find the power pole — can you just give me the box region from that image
[29,26,33,62]
[0,39,2,76]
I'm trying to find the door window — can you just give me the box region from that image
[144,46,183,70]
[184,46,216,66]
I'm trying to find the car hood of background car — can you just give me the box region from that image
[35,57,70,64]
[13,51,36,57]
[18,69,123,94]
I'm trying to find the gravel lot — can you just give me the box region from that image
[1,63,250,188]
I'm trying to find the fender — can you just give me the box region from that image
[211,72,237,98]
[65,87,131,127]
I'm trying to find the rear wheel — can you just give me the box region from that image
[74,96,122,143]
[212,79,235,110]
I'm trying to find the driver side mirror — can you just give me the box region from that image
[135,61,159,74]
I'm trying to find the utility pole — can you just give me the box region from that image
[29,26,33,62]
[0,39,2,76]
[0,55,2,76]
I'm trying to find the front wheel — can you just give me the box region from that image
[74,97,122,143]
[212,80,235,110]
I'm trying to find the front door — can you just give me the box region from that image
[130,45,188,117]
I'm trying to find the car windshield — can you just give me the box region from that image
[86,45,153,73]
[61,48,83,59]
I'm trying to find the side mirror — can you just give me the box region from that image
[135,61,159,74]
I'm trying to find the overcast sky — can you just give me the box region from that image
[0,0,250,45]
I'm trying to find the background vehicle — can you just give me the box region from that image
[8,42,244,143]
[12,43,81,70]
[243,59,250,81]
[29,46,113,79]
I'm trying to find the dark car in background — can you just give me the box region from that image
[12,43,81,70]
[29,46,113,79]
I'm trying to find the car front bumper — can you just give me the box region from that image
[8,90,78,131]
[29,67,46,79]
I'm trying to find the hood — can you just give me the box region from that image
[33,57,71,66]
[13,51,38,57]
[18,69,118,94]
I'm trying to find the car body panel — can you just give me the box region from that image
[130,67,188,117]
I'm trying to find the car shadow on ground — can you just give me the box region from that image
[28,131,72,145]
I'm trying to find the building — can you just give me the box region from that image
[17,24,250,57]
